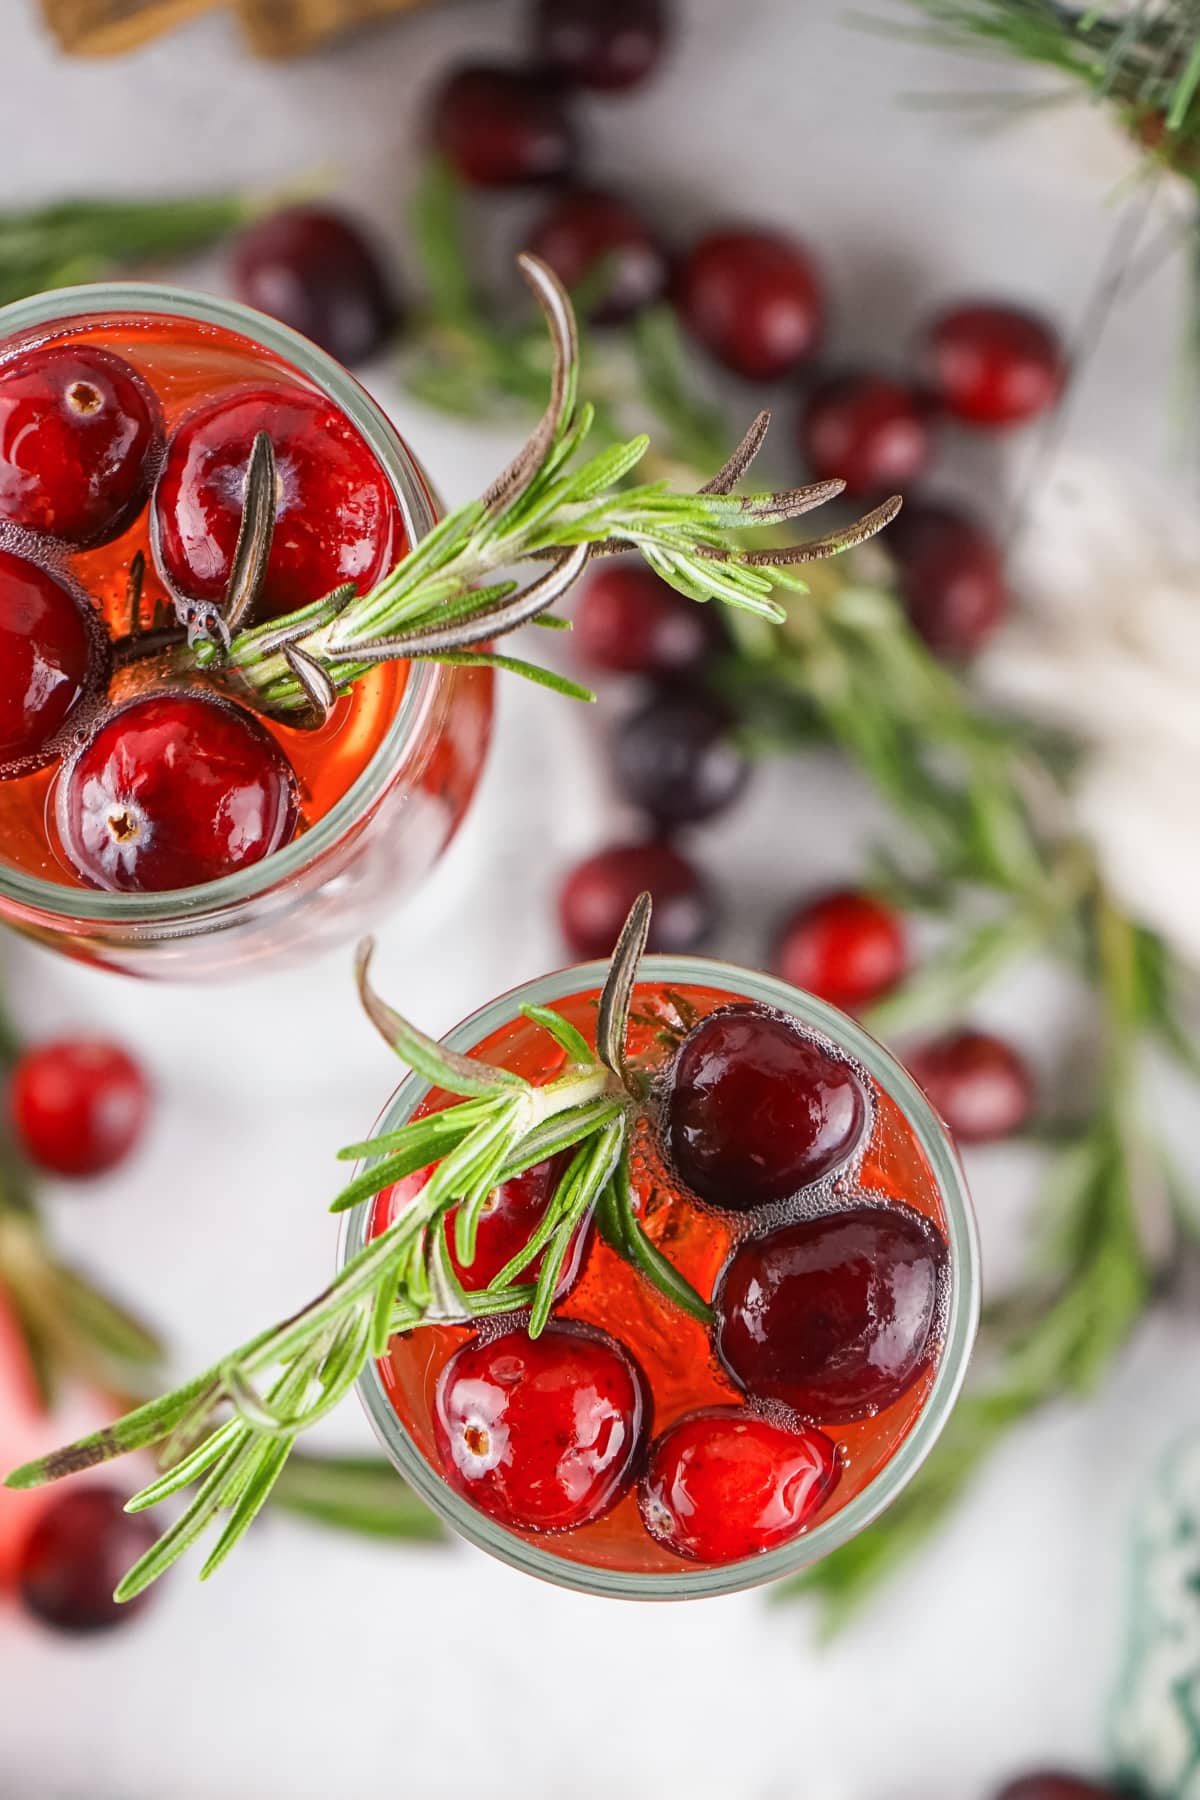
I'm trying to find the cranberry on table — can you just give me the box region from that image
[906,1029,1034,1144]
[886,500,1007,659]
[431,65,576,189]
[10,1039,149,1179]
[58,692,299,893]
[573,560,718,677]
[995,1777,1121,1800]
[674,230,824,381]
[0,552,107,776]
[715,1203,946,1421]
[923,302,1066,428]
[667,1005,868,1210]
[533,0,669,91]
[776,889,906,1014]
[233,205,401,367]
[18,1485,157,1634]
[434,1322,647,1532]
[0,343,161,548]
[525,189,669,325]
[613,692,750,825]
[800,373,931,497]
[559,842,714,960]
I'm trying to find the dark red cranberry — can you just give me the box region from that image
[559,842,714,960]
[573,560,719,677]
[0,551,107,776]
[906,1029,1034,1144]
[58,692,299,893]
[431,65,576,189]
[886,501,1007,659]
[533,0,669,90]
[525,189,668,324]
[923,302,1066,428]
[434,1322,647,1532]
[10,1039,149,1179]
[667,1005,868,1210]
[0,343,161,548]
[449,1155,590,1291]
[801,373,931,497]
[715,1204,946,1422]
[776,889,906,1014]
[233,205,401,367]
[613,692,750,826]
[152,383,400,624]
[639,1407,839,1562]
[674,230,824,381]
[17,1485,157,1633]
[995,1777,1120,1800]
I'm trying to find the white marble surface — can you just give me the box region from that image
[0,3,1197,1796]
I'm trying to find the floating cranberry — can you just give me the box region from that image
[451,1155,587,1292]
[886,500,1007,659]
[17,1485,157,1634]
[0,551,107,776]
[434,1322,647,1532]
[10,1039,149,1179]
[559,842,714,960]
[776,889,906,1014]
[533,0,669,90]
[667,1005,868,1210]
[0,343,161,548]
[233,205,401,367]
[525,189,669,324]
[923,302,1065,428]
[715,1204,945,1421]
[613,692,750,825]
[152,382,400,623]
[674,230,824,381]
[58,692,299,893]
[639,1407,839,1563]
[431,65,576,188]
[573,560,718,677]
[906,1029,1034,1144]
[995,1777,1120,1800]
[801,372,931,497]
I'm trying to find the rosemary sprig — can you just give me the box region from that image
[0,194,253,307]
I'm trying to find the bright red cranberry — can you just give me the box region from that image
[434,1322,647,1532]
[233,205,401,367]
[715,1204,946,1421]
[431,65,576,188]
[10,1039,149,1179]
[17,1484,157,1633]
[379,1156,584,1295]
[0,551,107,776]
[613,692,750,825]
[667,1005,868,1210]
[776,889,906,1014]
[533,0,669,90]
[573,560,718,677]
[674,230,824,381]
[0,343,161,548]
[906,1029,1034,1144]
[559,842,714,960]
[886,501,1007,659]
[152,383,400,623]
[801,373,931,497]
[57,692,299,893]
[525,189,669,324]
[639,1407,838,1562]
[923,302,1066,428]
[995,1777,1120,1800]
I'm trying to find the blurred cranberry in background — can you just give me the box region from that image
[233,205,400,367]
[559,842,714,958]
[776,889,907,1013]
[17,1485,157,1634]
[431,65,576,188]
[801,372,932,497]
[906,1029,1034,1143]
[923,301,1066,427]
[886,500,1008,659]
[10,1039,149,1178]
[674,230,824,381]
[995,1776,1122,1800]
[525,188,669,323]
[573,561,719,676]
[532,0,670,92]
[614,691,750,825]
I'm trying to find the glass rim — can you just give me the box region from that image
[0,280,440,926]
[340,953,982,1602]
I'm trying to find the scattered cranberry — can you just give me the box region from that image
[613,692,750,825]
[431,65,576,188]
[573,560,718,677]
[58,692,299,893]
[525,189,669,324]
[800,373,931,497]
[0,343,161,548]
[715,1203,946,1421]
[0,551,107,776]
[923,302,1066,428]
[152,382,400,623]
[233,205,401,367]
[886,501,1007,659]
[533,0,669,90]
[17,1485,157,1634]
[674,230,824,381]
[776,889,907,1014]
[667,1005,868,1210]
[906,1029,1034,1144]
[434,1322,647,1532]
[559,842,714,960]
[10,1039,149,1179]
[995,1777,1120,1800]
